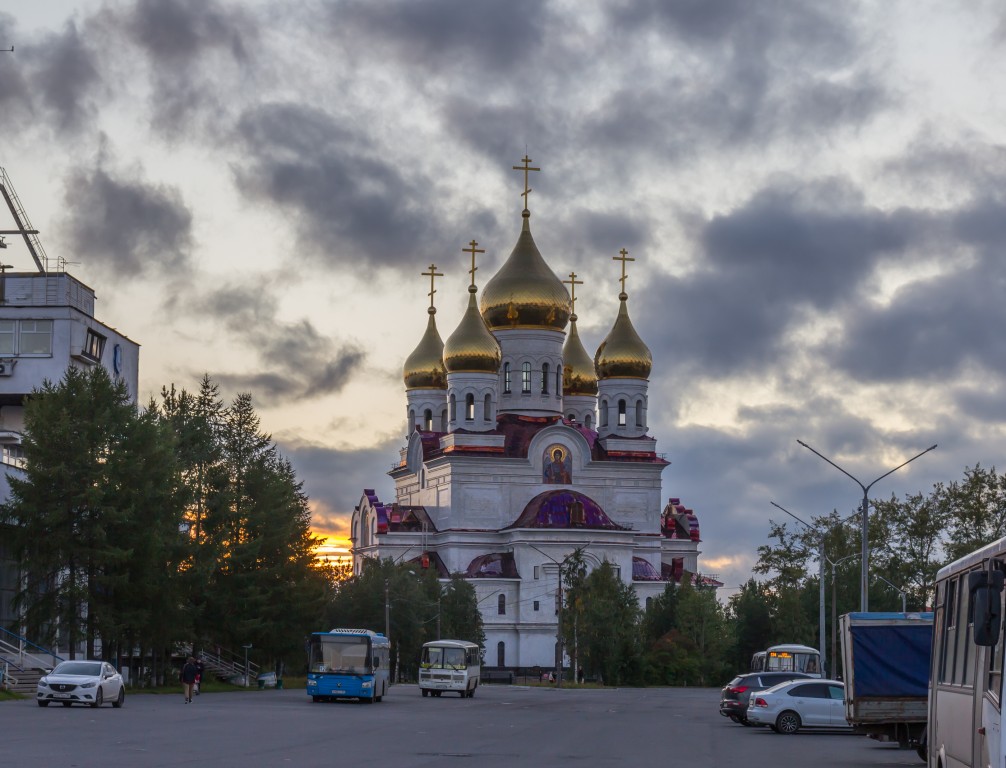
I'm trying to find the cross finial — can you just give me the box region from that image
[613,248,635,295]
[563,271,584,316]
[421,263,444,310]
[512,154,540,212]
[462,239,485,289]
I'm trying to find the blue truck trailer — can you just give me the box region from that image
[839,611,933,753]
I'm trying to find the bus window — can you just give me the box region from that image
[940,577,958,684]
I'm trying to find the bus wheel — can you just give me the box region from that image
[468,688,475,698]
[421,689,428,697]
[375,695,382,702]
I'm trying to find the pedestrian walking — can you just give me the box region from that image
[181,657,199,703]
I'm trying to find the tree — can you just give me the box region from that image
[727,579,773,673]
[941,464,1006,562]
[438,574,485,650]
[573,561,642,685]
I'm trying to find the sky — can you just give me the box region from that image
[1,0,1005,597]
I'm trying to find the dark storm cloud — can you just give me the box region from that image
[31,22,101,133]
[192,283,366,403]
[60,163,194,278]
[232,102,472,269]
[0,15,34,128]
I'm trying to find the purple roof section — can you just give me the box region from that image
[632,557,663,581]
[506,489,629,530]
[465,552,520,579]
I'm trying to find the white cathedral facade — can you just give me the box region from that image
[351,164,705,670]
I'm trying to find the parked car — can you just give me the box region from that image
[746,679,851,734]
[719,672,812,725]
[37,660,125,708]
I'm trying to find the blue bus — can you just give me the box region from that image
[307,628,391,703]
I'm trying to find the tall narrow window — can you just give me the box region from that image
[449,394,457,421]
[618,399,627,426]
[497,641,505,668]
[498,594,506,615]
[556,369,561,394]
[636,399,644,427]
[542,363,549,394]
[503,362,511,394]
[0,320,15,355]
[484,394,492,421]
[440,409,448,431]
[585,414,592,429]
[466,393,475,421]
[600,400,608,427]
[424,409,433,431]
[521,362,531,393]
[409,409,416,433]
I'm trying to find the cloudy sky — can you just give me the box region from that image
[2,0,1005,595]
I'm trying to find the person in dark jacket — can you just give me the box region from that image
[181,657,199,703]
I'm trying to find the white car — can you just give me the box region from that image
[37,660,125,708]
[746,678,850,734]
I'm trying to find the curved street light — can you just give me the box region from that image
[797,440,937,612]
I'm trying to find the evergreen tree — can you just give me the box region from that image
[574,561,642,685]
[727,579,773,673]
[438,573,486,650]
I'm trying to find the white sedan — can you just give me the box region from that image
[37,660,125,708]
[746,679,851,734]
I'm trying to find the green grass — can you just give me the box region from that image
[1,688,25,701]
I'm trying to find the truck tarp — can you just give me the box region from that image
[850,624,931,697]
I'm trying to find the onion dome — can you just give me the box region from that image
[594,292,652,379]
[403,307,447,390]
[479,212,571,330]
[444,286,502,373]
[562,314,598,396]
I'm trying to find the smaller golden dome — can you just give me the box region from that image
[444,287,502,373]
[594,293,652,379]
[563,315,598,396]
[403,308,447,390]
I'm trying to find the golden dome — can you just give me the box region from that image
[594,293,652,379]
[563,315,598,396]
[403,308,447,390]
[479,212,571,330]
[444,287,502,373]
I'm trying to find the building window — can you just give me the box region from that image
[449,395,456,421]
[484,394,492,421]
[498,594,506,615]
[19,319,52,355]
[0,320,14,355]
[503,362,511,394]
[636,399,643,427]
[600,400,608,427]
[534,565,540,580]
[2,443,25,468]
[521,362,531,393]
[83,329,106,361]
[440,409,448,431]
[466,393,475,421]
[497,641,505,667]
[618,399,627,426]
[556,369,561,394]
[542,363,549,394]
[646,597,653,611]
[409,409,416,433]
[585,414,592,429]
[533,600,540,611]
[424,409,433,431]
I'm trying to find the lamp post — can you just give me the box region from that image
[827,552,860,679]
[797,440,937,612]
[528,544,585,688]
[874,574,907,613]
[769,502,825,676]
[241,644,252,688]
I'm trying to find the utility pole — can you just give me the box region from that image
[384,579,390,639]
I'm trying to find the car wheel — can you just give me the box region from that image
[91,689,103,708]
[728,714,741,724]
[38,700,49,707]
[113,688,125,708]
[740,717,755,727]
[775,711,801,734]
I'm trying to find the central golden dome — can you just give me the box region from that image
[479,212,571,330]
[403,308,447,390]
[444,287,502,373]
[594,293,652,379]
[563,315,598,396]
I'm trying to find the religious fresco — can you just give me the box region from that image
[543,444,572,484]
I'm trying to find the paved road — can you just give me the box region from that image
[3,684,924,768]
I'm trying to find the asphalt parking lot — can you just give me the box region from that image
[2,684,925,768]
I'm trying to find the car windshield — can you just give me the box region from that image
[53,662,102,676]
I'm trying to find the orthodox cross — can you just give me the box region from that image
[462,239,485,288]
[613,248,635,294]
[512,154,540,211]
[563,271,583,315]
[422,263,443,309]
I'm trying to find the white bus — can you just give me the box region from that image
[927,538,1006,768]
[418,640,481,698]
[751,644,822,678]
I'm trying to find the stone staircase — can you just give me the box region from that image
[1,627,63,697]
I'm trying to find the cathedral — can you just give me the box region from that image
[350,158,707,671]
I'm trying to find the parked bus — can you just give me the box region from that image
[927,537,1006,768]
[418,640,481,698]
[751,644,822,677]
[307,628,390,703]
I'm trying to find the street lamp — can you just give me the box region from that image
[874,574,907,613]
[797,440,937,612]
[769,502,825,676]
[826,552,860,678]
[241,644,252,688]
[528,544,585,688]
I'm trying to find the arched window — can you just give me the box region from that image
[521,362,531,393]
[567,412,575,421]
[484,394,492,421]
[449,394,456,422]
[541,362,549,394]
[556,368,561,394]
[440,409,448,432]
[497,641,505,667]
[409,409,416,433]
[424,409,433,431]
[618,399,627,426]
[466,393,475,421]
[600,400,608,427]
[503,362,511,394]
[498,594,506,615]
[585,413,592,429]
[636,398,644,427]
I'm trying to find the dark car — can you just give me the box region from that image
[719,672,812,725]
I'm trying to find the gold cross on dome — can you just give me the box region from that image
[512,154,540,211]
[462,239,485,288]
[613,248,635,294]
[563,271,583,315]
[422,263,444,309]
